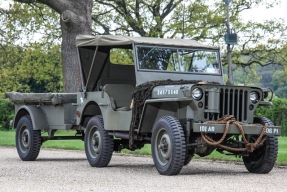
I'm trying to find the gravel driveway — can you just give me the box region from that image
[0,146,286,192]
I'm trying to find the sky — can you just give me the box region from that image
[241,1,287,24]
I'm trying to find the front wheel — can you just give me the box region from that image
[243,117,278,174]
[184,148,195,166]
[84,116,114,167]
[15,115,41,161]
[151,116,186,175]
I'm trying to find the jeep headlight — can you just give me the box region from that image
[191,88,203,100]
[250,91,258,103]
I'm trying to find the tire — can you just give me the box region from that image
[184,147,195,165]
[184,151,194,166]
[15,115,41,161]
[151,116,186,175]
[243,117,278,174]
[84,115,114,167]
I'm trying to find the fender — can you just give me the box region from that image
[137,98,193,133]
[14,105,48,130]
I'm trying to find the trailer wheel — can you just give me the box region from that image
[243,117,278,174]
[16,115,41,161]
[84,115,114,167]
[151,116,186,175]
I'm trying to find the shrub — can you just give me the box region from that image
[0,99,14,130]
[255,97,287,136]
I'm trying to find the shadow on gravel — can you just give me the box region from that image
[108,163,154,169]
[179,168,248,176]
[36,158,87,162]
[107,163,248,176]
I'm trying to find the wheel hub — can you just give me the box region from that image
[91,130,101,154]
[156,132,171,164]
[21,129,30,149]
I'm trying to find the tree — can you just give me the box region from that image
[1,2,63,94]
[174,1,287,69]
[11,0,93,92]
[232,65,261,86]
[3,0,286,92]
[256,98,287,136]
[0,99,14,130]
[0,43,63,94]
[93,0,182,37]
[256,64,283,93]
[93,0,287,69]
[0,2,60,45]
[271,70,287,98]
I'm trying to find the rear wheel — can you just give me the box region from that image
[243,117,278,174]
[84,115,114,167]
[151,116,186,175]
[16,115,41,161]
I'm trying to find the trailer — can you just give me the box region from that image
[5,35,281,175]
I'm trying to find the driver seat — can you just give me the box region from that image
[103,84,134,111]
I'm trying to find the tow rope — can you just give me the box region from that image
[201,115,267,152]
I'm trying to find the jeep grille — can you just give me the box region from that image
[204,88,249,122]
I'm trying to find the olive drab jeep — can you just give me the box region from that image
[5,35,281,176]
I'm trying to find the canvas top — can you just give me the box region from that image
[76,35,218,50]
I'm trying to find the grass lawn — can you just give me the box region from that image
[0,130,84,149]
[1,130,286,165]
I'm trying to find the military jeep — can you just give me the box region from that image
[5,35,281,175]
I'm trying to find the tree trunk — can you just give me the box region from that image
[15,0,93,92]
[60,1,93,92]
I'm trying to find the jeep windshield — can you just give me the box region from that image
[136,46,221,74]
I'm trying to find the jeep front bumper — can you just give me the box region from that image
[193,123,281,136]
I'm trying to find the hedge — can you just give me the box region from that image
[0,99,14,130]
[255,97,287,136]
[0,97,286,135]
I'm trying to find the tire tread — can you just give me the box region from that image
[85,115,114,167]
[243,117,278,174]
[16,115,41,161]
[152,116,186,175]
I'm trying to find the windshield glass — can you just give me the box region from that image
[136,46,220,74]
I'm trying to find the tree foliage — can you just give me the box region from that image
[5,0,93,92]
[231,65,261,86]
[93,0,182,37]
[1,0,287,133]
[0,2,60,45]
[256,98,287,136]
[0,99,14,130]
[271,70,287,98]
[92,0,287,71]
[0,0,286,93]
[0,43,63,94]
[110,48,134,65]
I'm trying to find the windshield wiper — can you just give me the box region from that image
[141,46,158,61]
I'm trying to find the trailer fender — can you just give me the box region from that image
[14,106,48,130]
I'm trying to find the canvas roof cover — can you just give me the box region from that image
[76,35,218,50]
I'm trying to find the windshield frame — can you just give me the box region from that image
[135,44,222,76]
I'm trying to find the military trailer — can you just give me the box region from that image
[5,35,281,175]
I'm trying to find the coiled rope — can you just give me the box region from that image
[201,115,267,152]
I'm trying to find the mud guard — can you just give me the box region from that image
[14,105,48,130]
